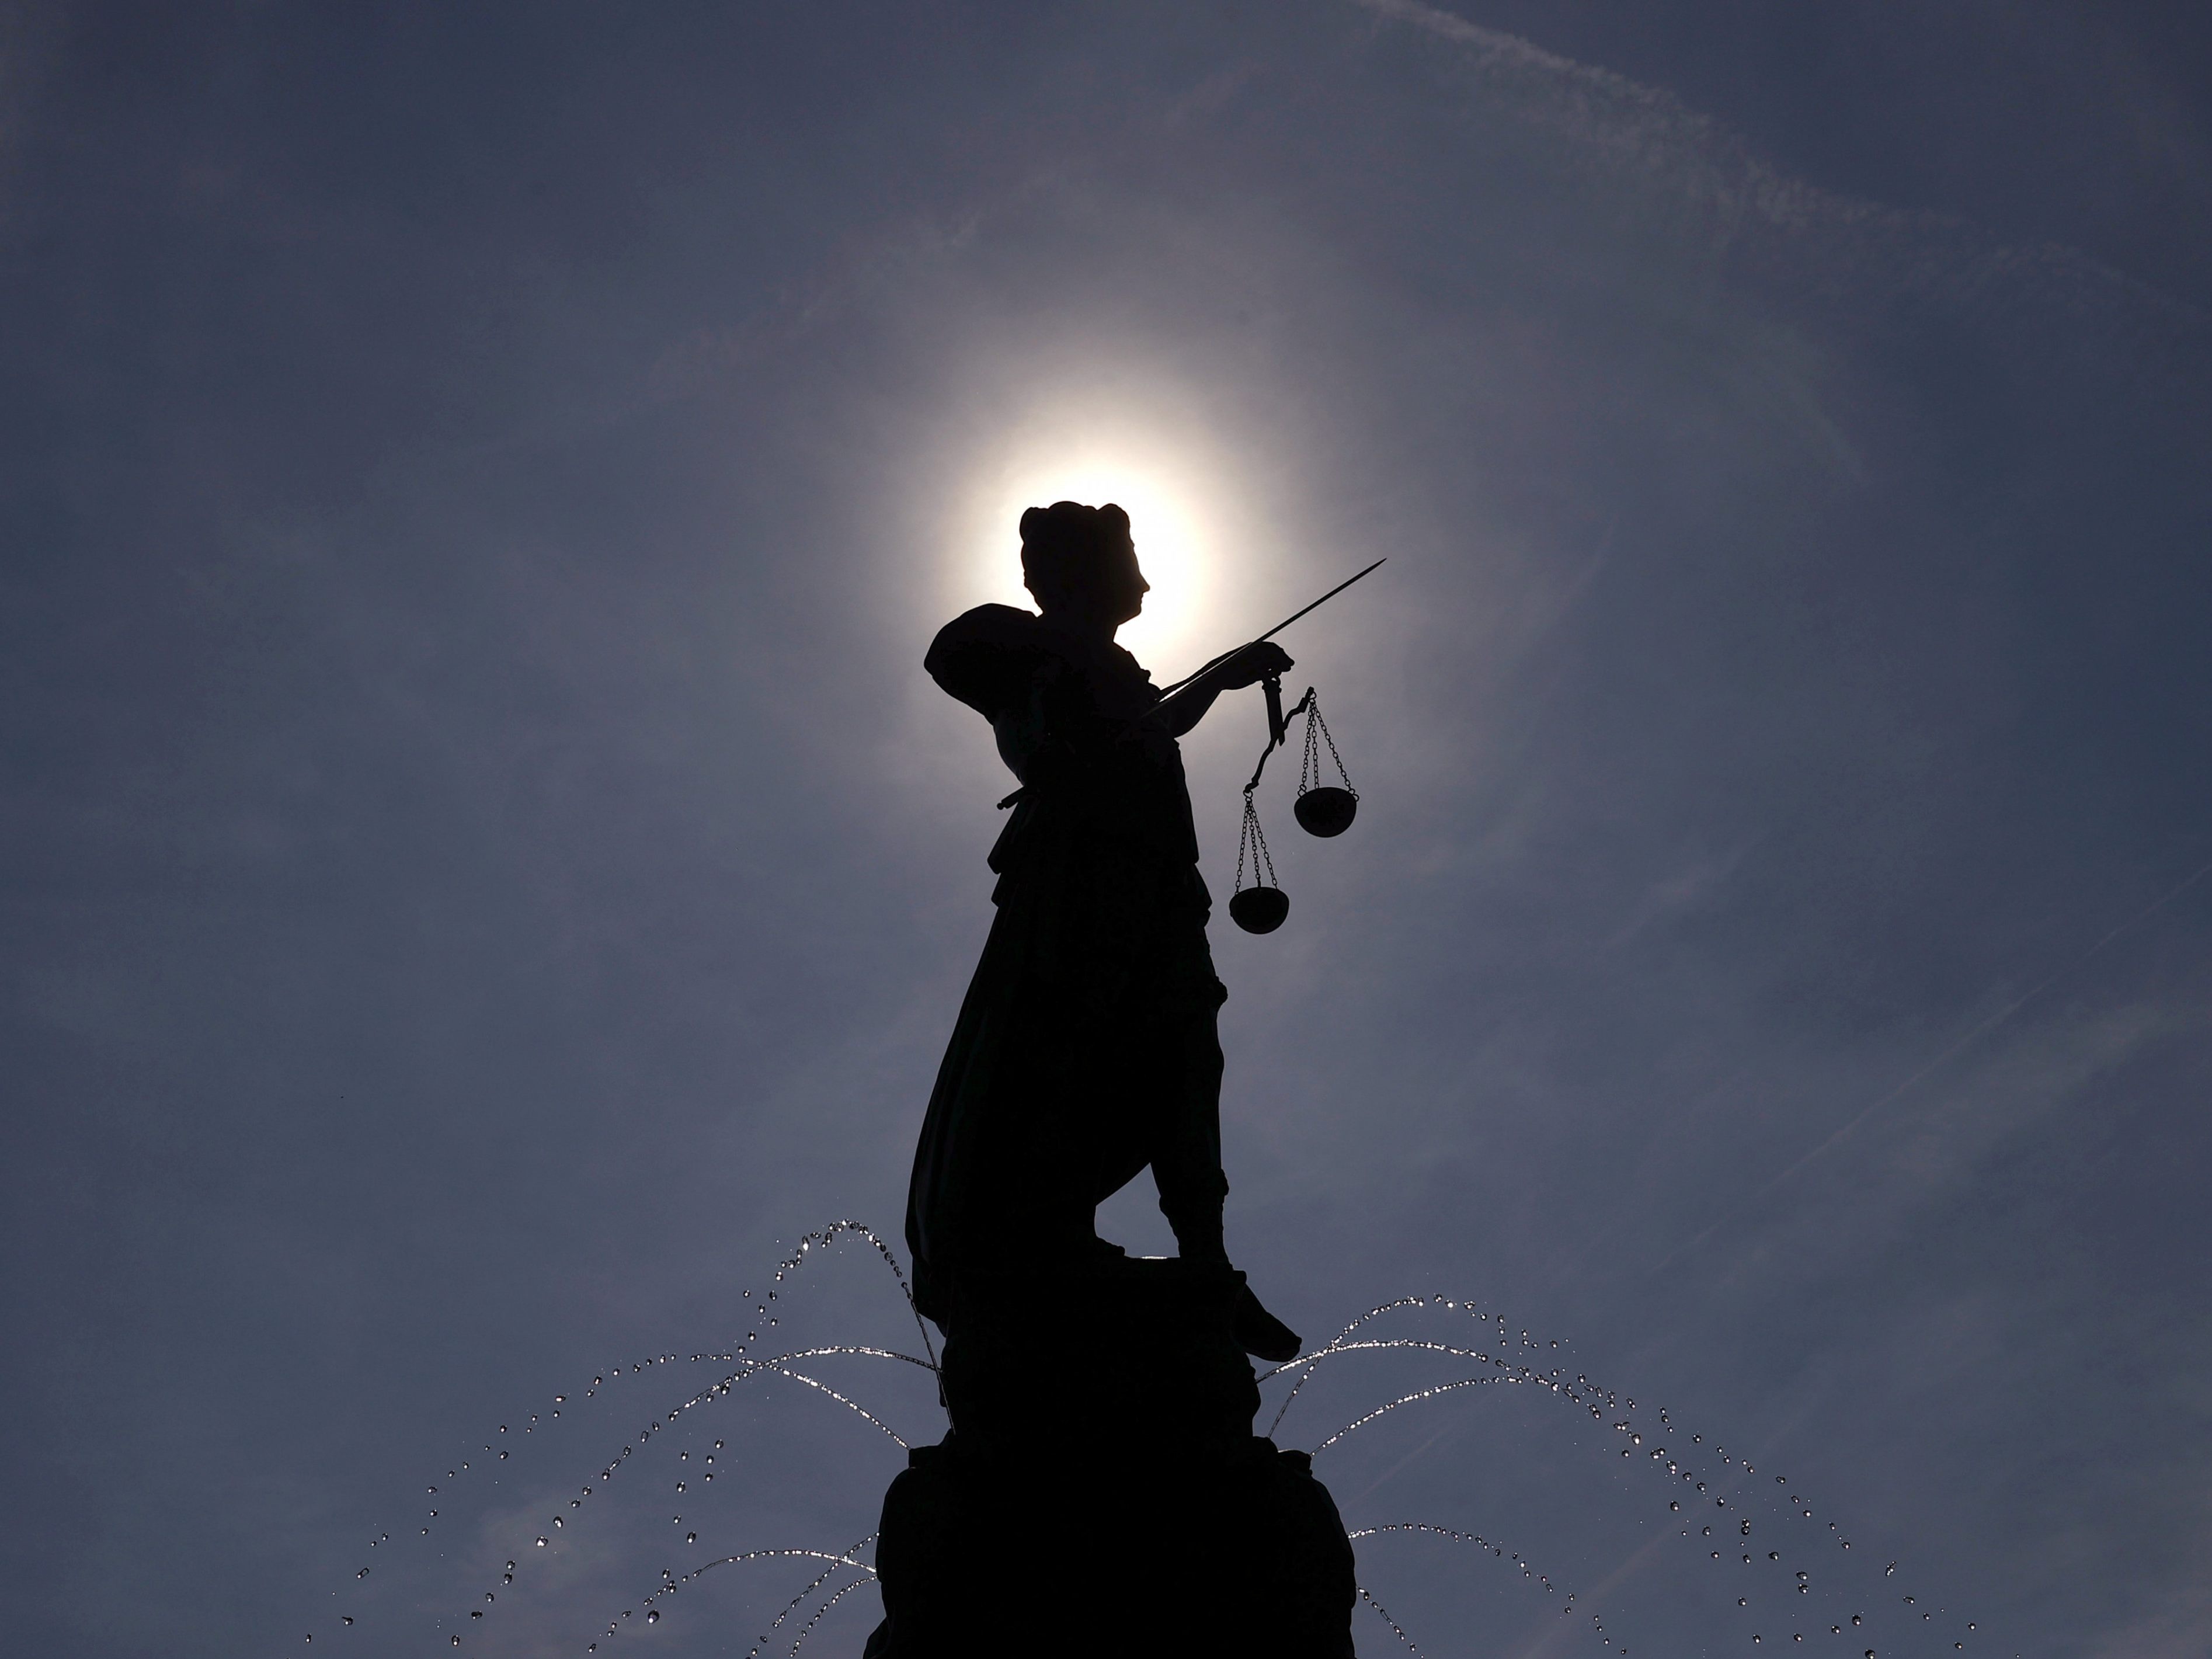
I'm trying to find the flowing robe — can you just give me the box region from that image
[906,605,1231,1320]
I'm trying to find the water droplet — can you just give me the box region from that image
[553,1517,563,1528]
[342,1619,353,1627]
[646,1611,659,1624]
[1670,1501,1681,1511]
[357,1568,369,1579]
[535,1538,547,1547]
[686,1532,697,1543]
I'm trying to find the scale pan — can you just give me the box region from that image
[1229,886,1290,935]
[1293,787,1358,838]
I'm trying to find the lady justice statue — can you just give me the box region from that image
[868,501,1361,1658]
[905,498,1302,1362]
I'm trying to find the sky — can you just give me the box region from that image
[4,2,2210,1654]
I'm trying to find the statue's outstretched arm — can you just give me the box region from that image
[1153,641,1294,738]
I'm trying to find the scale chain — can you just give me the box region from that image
[1234,788,1279,893]
[1298,691,1358,798]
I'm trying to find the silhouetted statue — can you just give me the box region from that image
[905,499,1299,1361]
[867,502,1359,1659]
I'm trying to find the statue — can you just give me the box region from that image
[905,499,1300,1361]
[864,502,1361,1658]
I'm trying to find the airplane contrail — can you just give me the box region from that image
[1648,855,2212,1278]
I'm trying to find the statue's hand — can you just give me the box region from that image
[1212,641,1293,691]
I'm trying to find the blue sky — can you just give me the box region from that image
[4,3,2208,1654]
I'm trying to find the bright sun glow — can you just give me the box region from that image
[950,437,1241,673]
[998,464,1206,652]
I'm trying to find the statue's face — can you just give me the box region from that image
[1097,536,1150,628]
[1032,532,1150,632]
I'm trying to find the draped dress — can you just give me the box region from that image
[905,604,1232,1321]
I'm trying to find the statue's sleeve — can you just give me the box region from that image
[924,605,1047,722]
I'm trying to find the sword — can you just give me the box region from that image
[1150,557,1386,718]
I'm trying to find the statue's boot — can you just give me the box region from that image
[1232,1283,1302,1362]
[1163,1203,1303,1362]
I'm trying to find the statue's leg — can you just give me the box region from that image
[1146,926,1232,1264]
[1140,921,1301,1361]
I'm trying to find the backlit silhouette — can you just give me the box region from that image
[905,499,1300,1360]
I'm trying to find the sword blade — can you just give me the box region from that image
[1251,556,1387,646]
[1154,557,1386,706]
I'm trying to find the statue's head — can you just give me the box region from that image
[1020,500,1149,631]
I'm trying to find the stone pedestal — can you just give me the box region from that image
[863,1254,1357,1658]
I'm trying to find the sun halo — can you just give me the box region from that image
[967,461,1217,670]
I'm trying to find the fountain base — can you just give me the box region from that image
[864,1253,1357,1657]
